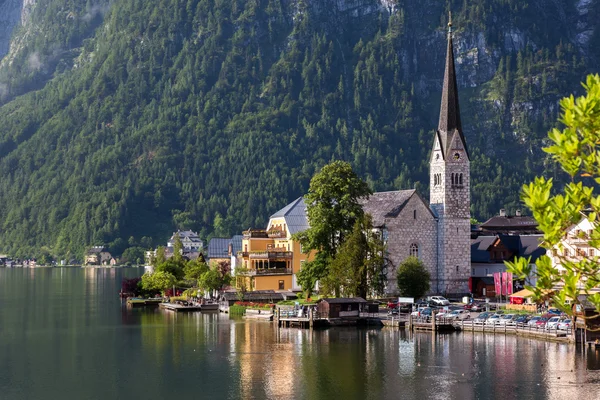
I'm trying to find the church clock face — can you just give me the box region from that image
[453,152,460,160]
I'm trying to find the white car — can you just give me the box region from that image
[557,319,572,330]
[444,309,471,321]
[545,316,562,330]
[497,314,517,326]
[485,314,502,325]
[429,296,450,306]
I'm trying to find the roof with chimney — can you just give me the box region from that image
[435,15,469,161]
[471,234,545,263]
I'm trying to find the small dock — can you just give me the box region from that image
[159,303,219,313]
[455,321,573,342]
[126,298,164,307]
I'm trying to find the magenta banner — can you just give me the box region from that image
[507,272,513,295]
[501,272,508,296]
[494,272,501,297]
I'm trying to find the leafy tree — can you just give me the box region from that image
[198,262,232,295]
[295,161,372,296]
[141,271,176,294]
[154,246,167,266]
[156,258,185,281]
[172,234,184,263]
[183,258,209,281]
[121,247,146,265]
[396,256,430,300]
[325,215,385,298]
[507,74,600,312]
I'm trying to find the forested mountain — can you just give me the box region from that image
[0,0,598,260]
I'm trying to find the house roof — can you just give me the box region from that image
[207,238,231,259]
[470,234,545,263]
[471,236,496,263]
[361,190,425,227]
[320,297,367,304]
[87,246,108,254]
[270,197,310,235]
[230,235,243,254]
[480,215,539,232]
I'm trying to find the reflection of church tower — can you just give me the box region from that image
[429,15,470,294]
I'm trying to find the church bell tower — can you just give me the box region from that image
[429,14,471,295]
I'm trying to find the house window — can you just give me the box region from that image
[564,248,570,257]
[590,248,595,257]
[279,280,284,290]
[410,243,419,258]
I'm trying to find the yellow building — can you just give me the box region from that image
[236,198,313,292]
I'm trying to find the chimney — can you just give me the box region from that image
[228,242,233,256]
[515,210,522,217]
[499,209,506,217]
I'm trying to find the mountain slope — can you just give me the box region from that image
[0,0,598,259]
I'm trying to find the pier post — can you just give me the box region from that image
[408,313,412,331]
[309,307,314,329]
[432,312,437,332]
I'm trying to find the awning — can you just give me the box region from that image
[509,288,553,298]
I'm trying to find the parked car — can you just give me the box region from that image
[535,317,549,328]
[545,316,562,330]
[557,319,572,331]
[514,315,529,324]
[485,314,502,325]
[470,302,486,312]
[527,316,542,326]
[444,309,471,321]
[474,312,492,322]
[547,308,562,315]
[412,307,433,318]
[497,314,517,326]
[428,296,450,306]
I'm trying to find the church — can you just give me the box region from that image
[237,19,471,297]
[363,18,470,296]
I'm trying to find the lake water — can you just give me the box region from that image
[0,267,599,400]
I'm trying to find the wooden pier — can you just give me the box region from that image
[126,298,164,307]
[159,303,219,313]
[455,321,573,342]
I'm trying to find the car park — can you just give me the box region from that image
[514,315,529,324]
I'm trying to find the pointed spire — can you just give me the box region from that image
[438,11,461,134]
[436,12,469,160]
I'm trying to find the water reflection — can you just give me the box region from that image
[0,268,599,400]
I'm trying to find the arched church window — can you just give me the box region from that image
[451,174,454,185]
[459,173,463,185]
[413,210,417,219]
[410,243,419,258]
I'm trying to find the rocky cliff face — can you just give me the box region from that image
[0,0,25,60]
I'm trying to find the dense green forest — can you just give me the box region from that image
[0,0,598,260]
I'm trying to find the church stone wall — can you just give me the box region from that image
[384,195,437,295]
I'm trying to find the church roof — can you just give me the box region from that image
[437,18,469,160]
[361,190,430,227]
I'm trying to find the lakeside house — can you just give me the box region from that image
[84,246,112,266]
[236,198,315,292]
[317,298,367,319]
[146,230,204,264]
[207,235,243,274]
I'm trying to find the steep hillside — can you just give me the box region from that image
[0,0,598,259]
